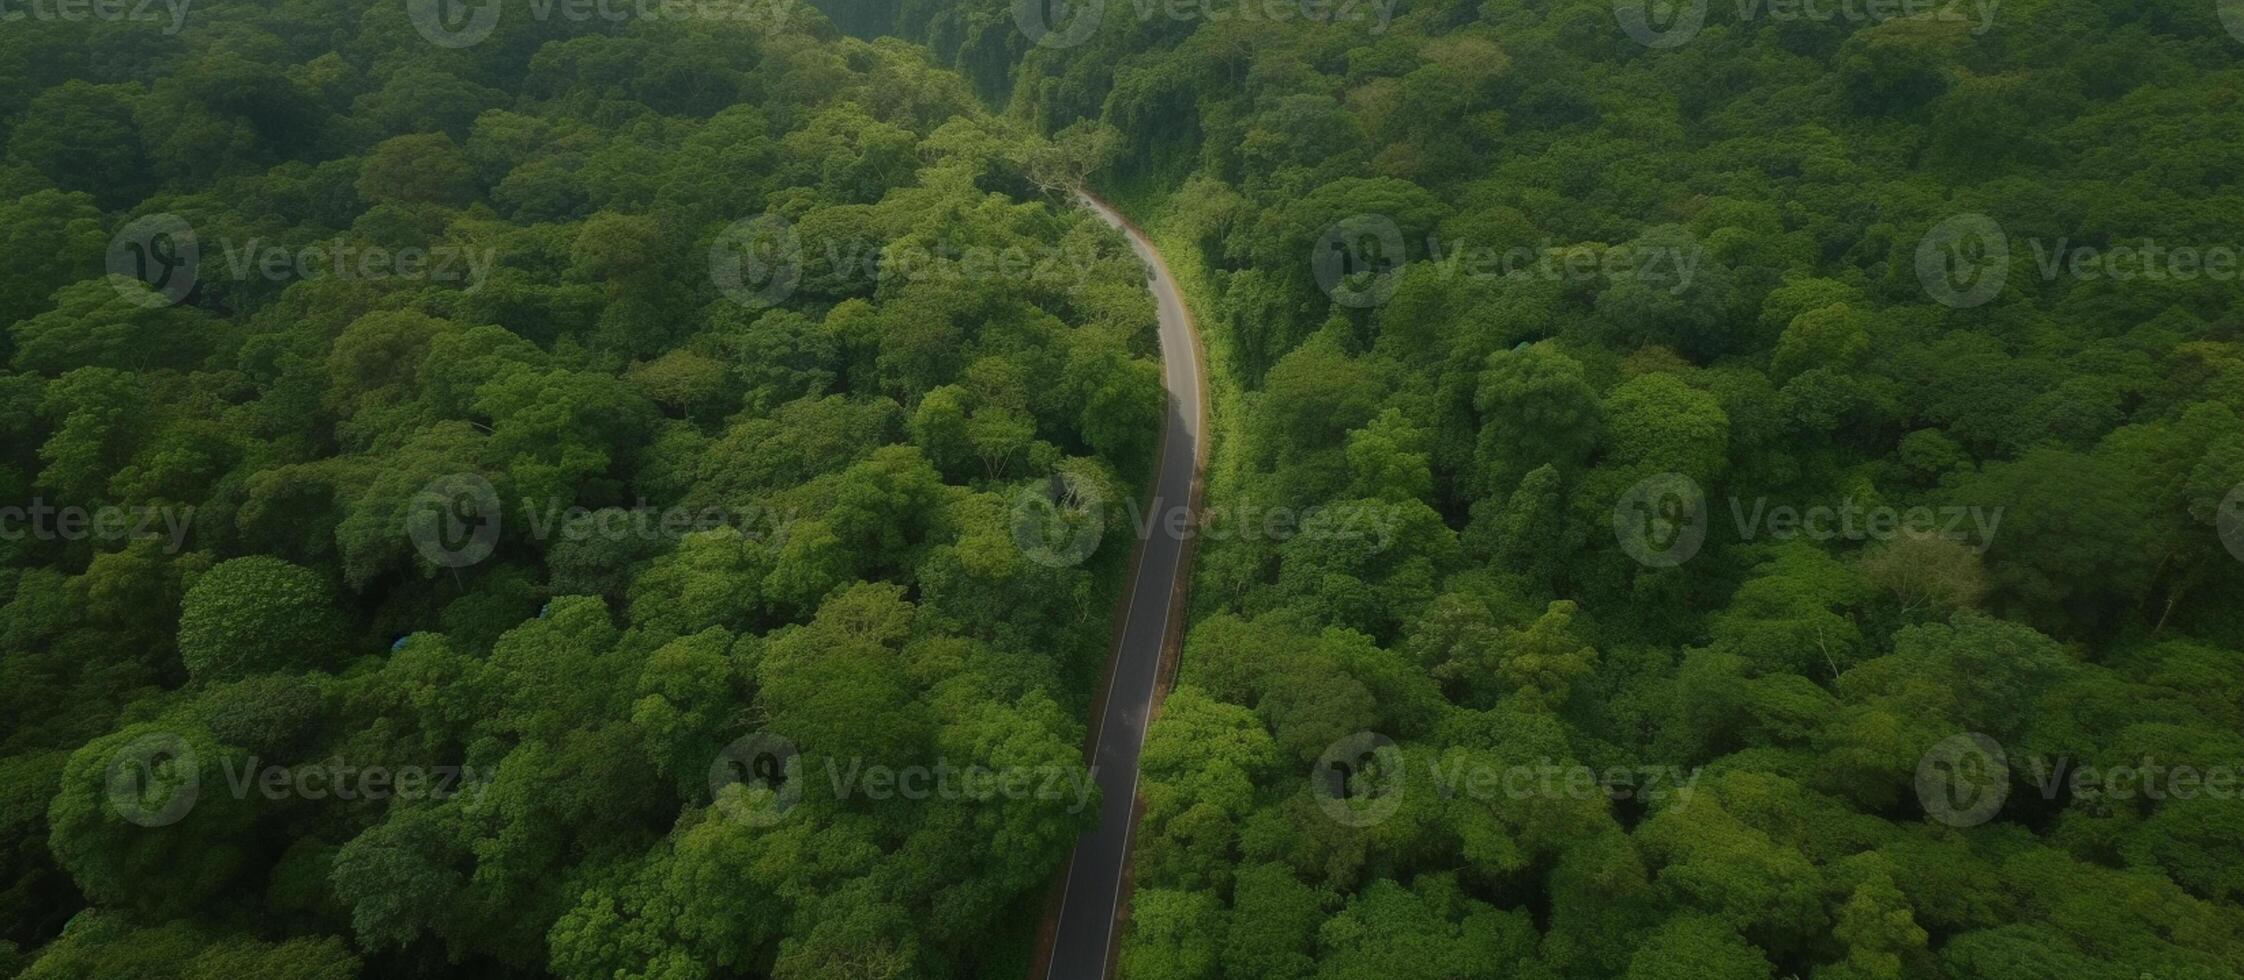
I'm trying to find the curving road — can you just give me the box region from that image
[1040,192,1207,980]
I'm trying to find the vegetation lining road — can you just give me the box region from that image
[849,3,2244,975]
[1,17,1174,975]
[1037,191,1209,980]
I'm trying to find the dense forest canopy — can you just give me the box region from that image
[0,4,1170,976]
[823,0,2244,976]
[4,0,2244,976]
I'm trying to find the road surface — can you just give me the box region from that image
[1043,192,1206,980]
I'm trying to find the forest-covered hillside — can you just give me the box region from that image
[0,5,1168,976]
[830,0,2244,976]
[6,0,2244,975]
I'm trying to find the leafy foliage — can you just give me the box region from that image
[0,8,1162,976]
[829,0,2244,974]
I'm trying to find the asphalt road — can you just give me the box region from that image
[1043,192,1206,980]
